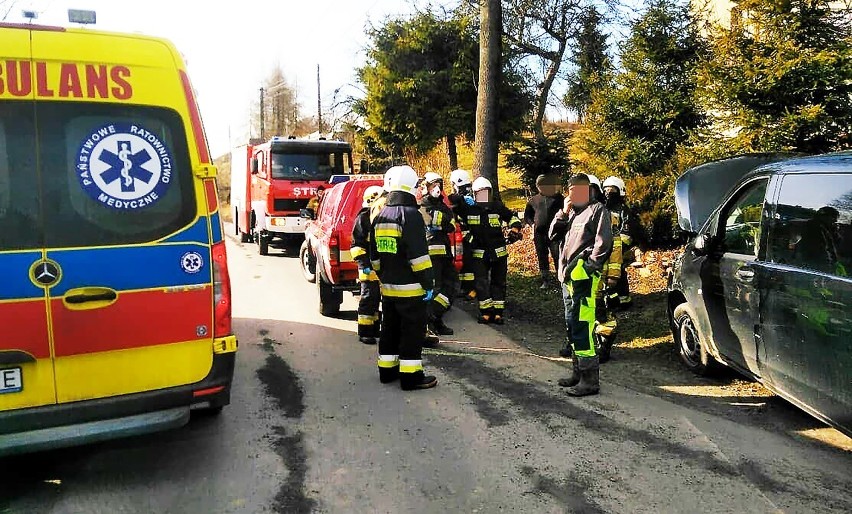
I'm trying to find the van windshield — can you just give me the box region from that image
[0,101,195,250]
[270,150,351,180]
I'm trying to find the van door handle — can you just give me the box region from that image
[63,287,118,309]
[65,291,117,304]
[736,267,755,282]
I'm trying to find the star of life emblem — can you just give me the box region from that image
[181,251,204,274]
[76,123,173,210]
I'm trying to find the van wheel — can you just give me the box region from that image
[259,235,269,256]
[673,303,717,376]
[300,241,317,283]
[317,270,342,316]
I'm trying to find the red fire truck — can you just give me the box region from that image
[230,137,353,255]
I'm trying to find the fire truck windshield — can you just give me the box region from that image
[270,151,350,180]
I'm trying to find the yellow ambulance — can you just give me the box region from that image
[0,21,237,456]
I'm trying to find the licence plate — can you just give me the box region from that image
[0,368,22,394]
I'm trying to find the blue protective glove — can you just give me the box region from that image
[464,196,475,206]
[423,289,434,302]
[362,267,372,276]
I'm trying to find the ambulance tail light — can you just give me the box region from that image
[179,70,211,164]
[211,241,232,337]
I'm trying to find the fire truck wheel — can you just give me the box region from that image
[300,241,317,283]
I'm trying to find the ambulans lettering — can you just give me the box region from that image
[0,60,133,100]
[77,123,172,210]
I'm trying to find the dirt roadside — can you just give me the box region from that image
[453,229,852,452]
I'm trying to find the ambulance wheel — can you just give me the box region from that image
[300,241,317,283]
[259,235,269,256]
[317,270,342,316]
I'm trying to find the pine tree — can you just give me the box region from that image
[700,0,852,153]
[564,6,610,122]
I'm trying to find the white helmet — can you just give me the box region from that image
[602,176,626,196]
[450,168,472,188]
[472,176,492,192]
[423,171,443,186]
[363,185,383,207]
[384,165,419,194]
[588,174,602,192]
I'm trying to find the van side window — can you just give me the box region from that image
[769,174,851,277]
[721,179,767,257]
[0,107,41,251]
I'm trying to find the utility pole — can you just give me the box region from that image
[259,87,265,140]
[317,64,323,134]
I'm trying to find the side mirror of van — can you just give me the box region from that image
[692,234,713,256]
[251,158,259,175]
[300,208,315,220]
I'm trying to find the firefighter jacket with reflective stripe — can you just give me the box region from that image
[351,207,378,281]
[549,201,613,283]
[454,199,522,259]
[603,210,624,282]
[606,199,634,247]
[370,191,435,297]
[420,195,456,257]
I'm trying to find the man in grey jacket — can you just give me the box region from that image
[548,173,613,396]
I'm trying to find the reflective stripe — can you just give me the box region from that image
[409,255,432,272]
[381,283,426,297]
[375,222,402,238]
[472,249,485,259]
[509,216,522,227]
[429,244,448,256]
[467,215,480,225]
[378,354,400,368]
[371,260,381,271]
[488,213,501,227]
[435,293,450,308]
[492,300,505,310]
[495,246,508,258]
[399,359,423,373]
[433,211,443,227]
[351,246,367,259]
[358,315,376,326]
[359,270,379,281]
[479,299,493,309]
[459,273,475,281]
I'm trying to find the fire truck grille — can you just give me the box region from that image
[273,199,310,212]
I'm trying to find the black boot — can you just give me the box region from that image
[565,356,600,396]
[557,353,580,387]
[379,366,399,384]
[400,371,438,391]
[433,317,454,336]
[359,336,377,345]
[492,311,504,325]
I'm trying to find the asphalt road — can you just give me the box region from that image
[1,229,850,513]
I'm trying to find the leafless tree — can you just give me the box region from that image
[473,0,502,190]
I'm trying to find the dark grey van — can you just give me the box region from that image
[668,153,851,437]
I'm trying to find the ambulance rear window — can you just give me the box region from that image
[0,101,196,249]
[0,108,40,251]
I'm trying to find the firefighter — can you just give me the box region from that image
[602,176,634,308]
[591,175,621,363]
[524,174,564,289]
[306,185,325,215]
[370,165,438,390]
[549,173,612,397]
[351,185,384,345]
[448,169,477,299]
[420,172,459,336]
[463,177,523,325]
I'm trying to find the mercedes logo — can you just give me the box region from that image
[31,260,61,287]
